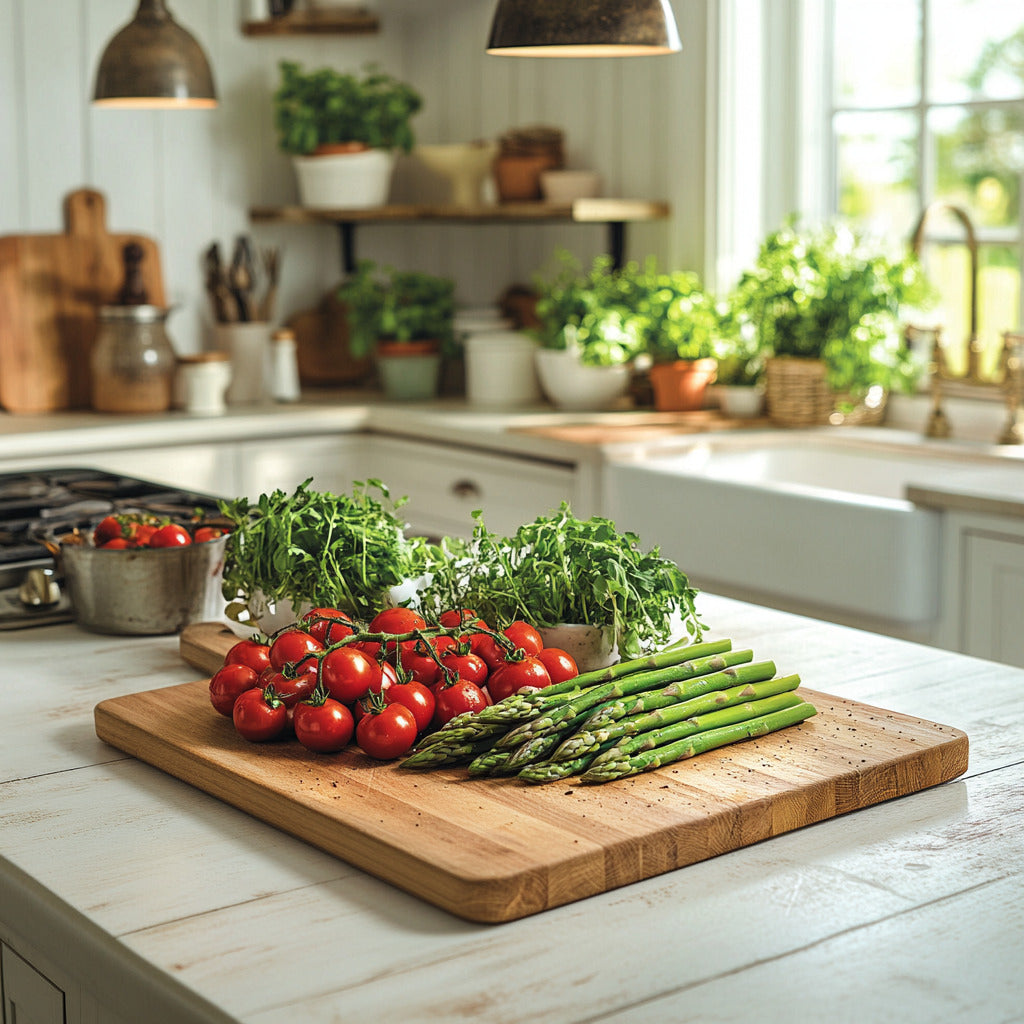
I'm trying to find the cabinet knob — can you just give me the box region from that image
[451,479,482,500]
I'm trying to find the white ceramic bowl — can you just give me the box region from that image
[540,169,602,203]
[534,348,630,411]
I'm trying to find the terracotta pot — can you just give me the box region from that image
[649,358,718,412]
[493,154,557,201]
[375,339,441,400]
[313,141,370,157]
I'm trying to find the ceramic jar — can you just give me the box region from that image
[91,305,177,413]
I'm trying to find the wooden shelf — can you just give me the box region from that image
[242,8,379,36]
[249,199,670,272]
[249,199,670,225]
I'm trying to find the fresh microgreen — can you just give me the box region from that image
[218,478,422,623]
[414,503,703,658]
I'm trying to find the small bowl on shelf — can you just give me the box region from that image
[414,141,499,206]
[540,169,603,203]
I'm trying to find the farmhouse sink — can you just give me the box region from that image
[604,431,1011,626]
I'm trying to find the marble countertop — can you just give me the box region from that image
[2,594,1021,1023]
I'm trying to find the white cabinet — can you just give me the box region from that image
[362,436,578,538]
[1,942,65,1024]
[235,435,363,497]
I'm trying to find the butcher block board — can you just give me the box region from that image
[0,188,166,413]
[94,625,969,924]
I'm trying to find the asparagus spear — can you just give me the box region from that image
[399,736,497,769]
[496,656,773,750]
[556,674,802,762]
[474,638,734,724]
[580,700,818,783]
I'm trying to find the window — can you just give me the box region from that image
[829,0,1024,381]
[713,0,1024,385]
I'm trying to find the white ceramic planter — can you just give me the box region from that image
[534,348,630,411]
[292,149,395,209]
[537,623,619,672]
[464,331,541,407]
[716,384,765,418]
[226,589,314,639]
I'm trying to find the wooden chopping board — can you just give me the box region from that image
[93,623,969,924]
[0,188,166,413]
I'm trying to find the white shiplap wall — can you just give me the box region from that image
[0,0,708,355]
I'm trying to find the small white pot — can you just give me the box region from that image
[464,330,541,407]
[226,589,314,639]
[292,148,395,209]
[535,348,630,411]
[716,384,764,418]
[537,623,619,673]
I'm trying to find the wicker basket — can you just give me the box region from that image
[764,357,887,428]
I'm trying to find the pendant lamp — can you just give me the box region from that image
[486,0,682,57]
[93,0,217,109]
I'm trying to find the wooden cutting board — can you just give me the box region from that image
[93,623,969,924]
[0,188,166,413]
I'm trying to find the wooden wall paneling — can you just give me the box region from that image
[21,0,87,229]
[0,0,24,229]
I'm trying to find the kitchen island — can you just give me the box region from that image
[2,593,1021,1023]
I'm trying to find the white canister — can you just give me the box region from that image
[464,330,541,407]
[215,323,271,404]
[178,352,232,415]
[269,328,301,402]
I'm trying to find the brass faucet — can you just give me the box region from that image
[998,332,1023,445]
[910,201,1022,443]
[910,201,984,382]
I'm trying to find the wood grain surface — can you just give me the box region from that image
[92,623,971,924]
[0,188,165,413]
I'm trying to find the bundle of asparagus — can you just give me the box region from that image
[399,638,817,784]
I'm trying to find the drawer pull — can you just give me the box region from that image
[451,479,482,500]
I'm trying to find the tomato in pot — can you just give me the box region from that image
[356,703,418,759]
[99,537,133,549]
[487,656,552,703]
[209,663,259,717]
[93,515,124,546]
[232,687,287,742]
[293,697,355,753]
[194,525,226,544]
[149,523,192,548]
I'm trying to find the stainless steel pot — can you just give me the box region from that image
[58,535,228,635]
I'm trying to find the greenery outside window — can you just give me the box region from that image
[829,0,1024,382]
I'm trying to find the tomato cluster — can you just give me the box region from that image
[92,513,227,550]
[208,605,580,762]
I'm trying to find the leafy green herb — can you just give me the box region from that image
[273,61,422,156]
[731,219,935,396]
[415,503,703,658]
[218,479,421,622]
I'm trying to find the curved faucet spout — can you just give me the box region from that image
[910,200,981,380]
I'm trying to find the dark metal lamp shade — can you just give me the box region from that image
[93,0,217,109]
[486,0,682,57]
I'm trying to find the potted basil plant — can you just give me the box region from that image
[732,220,933,425]
[530,251,647,411]
[642,269,721,412]
[337,260,455,400]
[273,61,423,209]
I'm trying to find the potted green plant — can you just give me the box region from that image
[413,504,704,667]
[273,61,423,209]
[709,299,765,418]
[642,268,720,412]
[337,260,455,400]
[530,251,647,411]
[733,220,933,426]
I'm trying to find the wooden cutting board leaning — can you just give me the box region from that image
[0,188,166,413]
[92,622,969,923]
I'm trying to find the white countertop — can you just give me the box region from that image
[2,594,1022,1023]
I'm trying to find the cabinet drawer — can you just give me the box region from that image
[365,437,575,538]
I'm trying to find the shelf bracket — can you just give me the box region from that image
[608,222,626,269]
[338,222,356,276]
